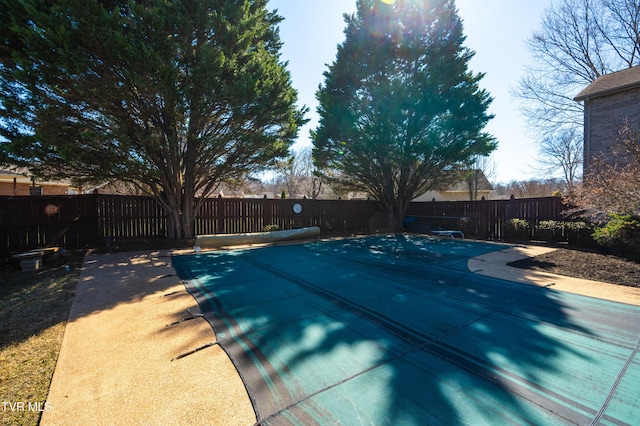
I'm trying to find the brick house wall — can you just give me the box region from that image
[582,88,640,170]
[0,170,70,196]
[40,184,69,195]
[575,67,640,173]
[0,181,69,196]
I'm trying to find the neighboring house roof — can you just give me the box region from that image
[574,66,640,102]
[217,190,244,198]
[445,172,493,193]
[243,192,281,199]
[0,168,30,183]
[413,170,494,202]
[0,168,69,187]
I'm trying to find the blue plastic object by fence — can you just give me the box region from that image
[173,235,640,425]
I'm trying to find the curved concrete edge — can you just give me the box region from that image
[42,250,255,426]
[468,245,640,307]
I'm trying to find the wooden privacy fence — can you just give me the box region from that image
[407,196,567,240]
[0,195,382,260]
[195,198,380,236]
[0,194,569,261]
[0,195,100,261]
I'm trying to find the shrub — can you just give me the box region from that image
[263,224,280,232]
[538,220,560,230]
[565,221,589,232]
[537,220,563,242]
[535,220,594,244]
[592,214,640,257]
[565,221,594,246]
[504,218,530,240]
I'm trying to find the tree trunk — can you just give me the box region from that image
[162,192,195,243]
[165,207,195,243]
[391,214,405,233]
[390,194,409,233]
[166,208,182,241]
[179,194,195,243]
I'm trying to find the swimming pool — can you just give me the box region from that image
[173,234,640,425]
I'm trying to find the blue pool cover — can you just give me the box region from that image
[172,235,640,425]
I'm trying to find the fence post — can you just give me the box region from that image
[262,196,272,231]
[478,198,487,239]
[215,195,224,234]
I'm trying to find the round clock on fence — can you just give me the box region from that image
[292,203,303,214]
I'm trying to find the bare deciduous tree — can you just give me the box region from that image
[515,0,640,185]
[465,155,496,201]
[537,128,583,193]
[516,0,640,136]
[492,178,565,199]
[571,120,640,217]
[275,146,327,199]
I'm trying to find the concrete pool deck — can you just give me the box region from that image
[468,244,640,306]
[41,250,256,426]
[41,241,640,425]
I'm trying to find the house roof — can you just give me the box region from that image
[217,190,244,198]
[446,170,494,192]
[0,167,71,187]
[0,167,28,177]
[574,66,640,102]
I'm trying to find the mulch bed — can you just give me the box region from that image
[509,246,640,288]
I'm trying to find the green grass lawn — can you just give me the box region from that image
[0,252,83,426]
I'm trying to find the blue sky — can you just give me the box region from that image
[267,0,556,183]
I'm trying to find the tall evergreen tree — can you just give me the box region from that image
[313,0,495,230]
[0,0,306,240]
